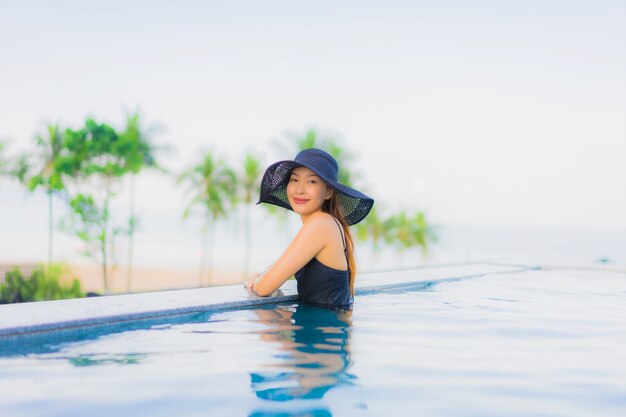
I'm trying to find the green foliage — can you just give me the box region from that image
[58,118,134,292]
[117,111,164,292]
[274,127,357,187]
[26,126,58,190]
[21,124,86,195]
[78,118,126,177]
[357,208,438,256]
[179,150,238,285]
[266,127,359,228]
[236,152,263,278]
[6,113,165,293]
[0,140,28,184]
[7,154,31,184]
[179,150,238,221]
[0,140,6,177]
[119,112,161,173]
[8,117,438,287]
[18,124,84,269]
[239,152,262,204]
[61,114,165,292]
[272,126,438,258]
[0,265,84,304]
[69,354,145,367]
[64,194,108,256]
[63,116,157,179]
[356,207,388,248]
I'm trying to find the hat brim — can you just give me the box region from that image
[257,160,374,226]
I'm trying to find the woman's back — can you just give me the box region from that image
[307,212,348,271]
[295,257,352,308]
[295,215,352,308]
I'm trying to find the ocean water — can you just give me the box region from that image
[1,182,624,275]
[0,268,624,417]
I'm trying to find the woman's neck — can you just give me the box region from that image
[299,209,323,224]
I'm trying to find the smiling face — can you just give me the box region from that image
[287,167,333,220]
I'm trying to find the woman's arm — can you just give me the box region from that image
[250,213,334,296]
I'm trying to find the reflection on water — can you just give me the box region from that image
[249,410,333,417]
[0,270,624,417]
[68,353,147,366]
[249,304,355,416]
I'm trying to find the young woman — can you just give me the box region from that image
[244,148,374,308]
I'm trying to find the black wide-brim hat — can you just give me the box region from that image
[257,148,374,226]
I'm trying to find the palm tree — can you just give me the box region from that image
[267,127,361,242]
[355,207,389,248]
[237,152,261,279]
[179,151,237,286]
[273,127,358,186]
[386,210,438,265]
[266,129,322,229]
[25,124,68,269]
[62,118,130,293]
[0,141,26,185]
[70,119,120,292]
[388,212,412,249]
[119,111,162,292]
[0,140,6,178]
[12,157,31,185]
[409,211,438,258]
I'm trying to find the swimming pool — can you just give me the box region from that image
[0,267,624,417]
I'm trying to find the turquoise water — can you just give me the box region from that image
[0,269,625,416]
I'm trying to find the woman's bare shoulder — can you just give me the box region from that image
[303,212,341,243]
[306,211,338,229]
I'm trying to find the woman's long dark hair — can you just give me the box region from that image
[323,191,356,296]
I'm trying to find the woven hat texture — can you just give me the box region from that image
[257,148,374,226]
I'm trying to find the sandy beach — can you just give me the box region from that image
[75,264,247,294]
[1,262,246,295]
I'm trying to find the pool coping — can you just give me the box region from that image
[0,262,539,337]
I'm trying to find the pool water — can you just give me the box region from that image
[0,269,625,417]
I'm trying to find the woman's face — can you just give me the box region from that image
[287,167,332,217]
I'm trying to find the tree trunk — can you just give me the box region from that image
[47,189,53,270]
[207,224,216,286]
[101,238,108,293]
[126,174,135,293]
[102,181,111,293]
[242,204,251,279]
[199,218,210,287]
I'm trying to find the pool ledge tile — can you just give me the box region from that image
[0,262,533,337]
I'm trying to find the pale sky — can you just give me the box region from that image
[1,0,625,230]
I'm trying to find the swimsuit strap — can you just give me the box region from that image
[331,216,350,273]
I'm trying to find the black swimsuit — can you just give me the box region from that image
[294,217,353,309]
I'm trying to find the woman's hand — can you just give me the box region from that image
[244,273,261,292]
